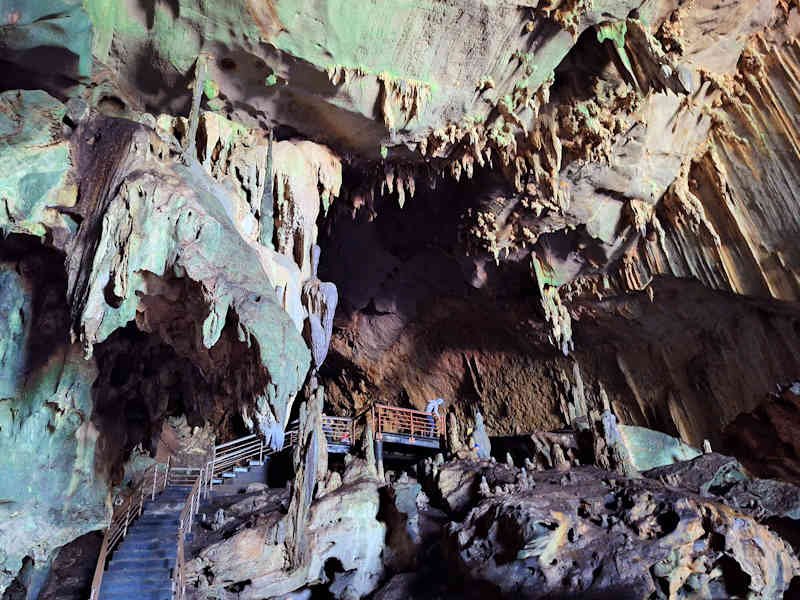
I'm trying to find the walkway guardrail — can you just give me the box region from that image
[173,466,205,600]
[373,403,446,443]
[89,460,171,600]
[92,426,300,599]
[322,415,354,448]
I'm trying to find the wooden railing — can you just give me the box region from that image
[173,467,205,600]
[89,460,171,600]
[373,403,446,442]
[91,428,299,599]
[205,430,297,496]
[322,415,354,447]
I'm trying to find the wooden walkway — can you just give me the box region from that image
[373,403,445,450]
[90,432,296,599]
[90,404,446,597]
[322,415,353,454]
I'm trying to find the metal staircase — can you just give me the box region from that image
[89,431,297,599]
[95,485,191,599]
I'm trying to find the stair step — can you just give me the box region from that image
[117,538,175,549]
[109,557,175,569]
[115,545,175,556]
[113,547,176,560]
[128,519,180,528]
[108,561,175,573]
[222,472,236,478]
[137,591,173,600]
[130,520,180,528]
[105,565,169,577]
[142,506,184,513]
[233,466,249,473]
[102,570,169,584]
[100,582,172,597]
[128,523,180,532]
[115,539,176,549]
[122,531,179,542]
[249,460,264,466]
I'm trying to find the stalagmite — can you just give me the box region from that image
[4,1,800,598]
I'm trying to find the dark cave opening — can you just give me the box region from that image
[91,323,210,484]
[550,26,621,105]
[0,234,74,379]
[0,48,82,101]
[314,162,564,420]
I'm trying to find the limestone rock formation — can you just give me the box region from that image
[725,382,800,486]
[4,0,800,597]
[186,457,384,600]
[0,240,106,596]
[445,465,800,599]
[645,453,800,524]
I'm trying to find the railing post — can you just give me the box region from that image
[409,409,415,442]
[123,504,131,537]
[209,446,216,494]
[164,455,171,490]
[195,474,201,515]
[259,438,263,464]
[151,465,157,500]
[89,530,111,600]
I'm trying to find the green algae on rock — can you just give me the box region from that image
[0,90,76,239]
[0,260,106,598]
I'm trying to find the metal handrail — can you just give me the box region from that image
[322,415,354,446]
[89,460,170,600]
[373,403,446,442]
[214,433,259,451]
[173,466,204,600]
[205,430,297,495]
[169,429,299,596]
[91,430,298,599]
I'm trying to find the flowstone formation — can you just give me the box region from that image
[0,53,342,596]
[3,0,800,598]
[0,239,105,597]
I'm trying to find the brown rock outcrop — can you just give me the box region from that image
[445,465,799,598]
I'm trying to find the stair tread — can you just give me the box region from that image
[103,572,170,582]
[109,559,174,568]
[113,552,176,560]
[100,586,172,597]
[103,572,171,587]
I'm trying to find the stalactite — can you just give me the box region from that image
[260,128,274,248]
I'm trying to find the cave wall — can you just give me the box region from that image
[0,68,342,597]
[2,0,800,597]
[319,184,800,450]
[0,238,105,596]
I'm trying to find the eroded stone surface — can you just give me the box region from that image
[0,242,106,596]
[3,0,800,597]
[444,465,799,599]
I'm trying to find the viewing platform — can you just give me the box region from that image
[372,403,445,450]
[322,415,354,454]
